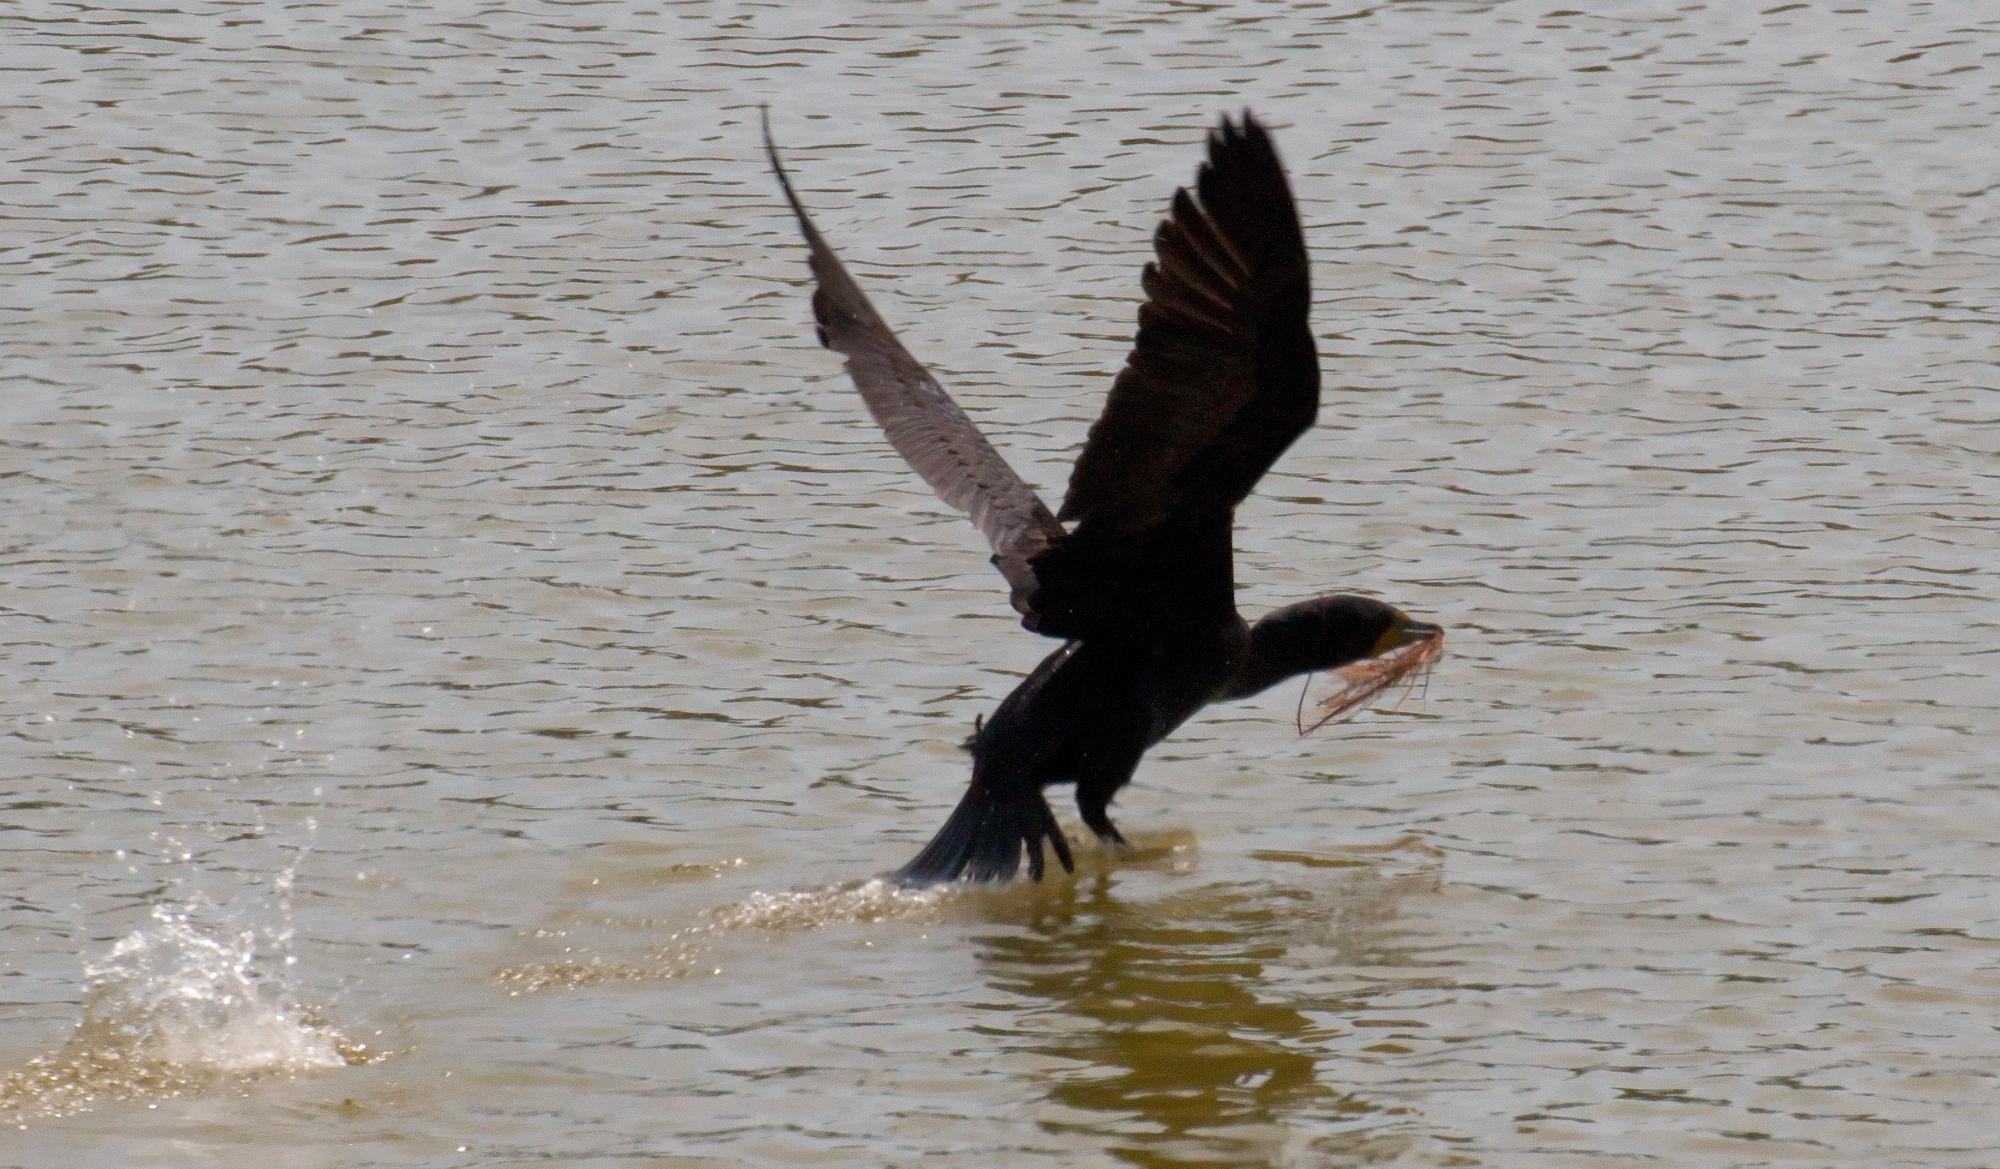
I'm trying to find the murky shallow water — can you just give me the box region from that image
[5,2,1997,1166]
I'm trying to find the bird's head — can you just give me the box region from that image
[1228,594,1445,718]
[1255,595,1441,672]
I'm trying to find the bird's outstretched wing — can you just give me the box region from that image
[1024,113,1320,638]
[1060,114,1318,532]
[763,110,1063,608]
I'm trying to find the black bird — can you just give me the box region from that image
[764,110,1442,884]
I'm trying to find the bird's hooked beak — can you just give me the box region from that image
[1370,615,1444,658]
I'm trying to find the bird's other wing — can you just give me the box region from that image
[762,109,1064,608]
[1022,112,1319,638]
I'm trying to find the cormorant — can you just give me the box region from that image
[764,110,1443,884]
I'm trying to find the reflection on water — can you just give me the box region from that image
[487,836,1444,1167]
[984,883,1344,1169]
[974,847,1440,1168]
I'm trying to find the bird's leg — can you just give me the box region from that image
[1075,779,1130,848]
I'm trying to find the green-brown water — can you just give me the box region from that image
[5,2,1996,1166]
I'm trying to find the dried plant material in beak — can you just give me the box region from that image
[1297,627,1445,735]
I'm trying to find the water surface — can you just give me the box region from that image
[4,2,1997,1166]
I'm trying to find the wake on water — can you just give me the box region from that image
[496,874,955,994]
[495,831,1200,995]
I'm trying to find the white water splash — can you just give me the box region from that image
[4,887,364,1125]
[79,898,349,1075]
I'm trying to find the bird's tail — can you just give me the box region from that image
[894,783,1075,885]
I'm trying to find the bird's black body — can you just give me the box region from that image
[936,620,1248,881]
[764,110,1441,883]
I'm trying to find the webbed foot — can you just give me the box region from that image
[1079,802,1128,848]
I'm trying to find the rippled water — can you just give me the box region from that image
[5,2,1997,1166]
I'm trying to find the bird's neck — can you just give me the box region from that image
[1222,612,1317,701]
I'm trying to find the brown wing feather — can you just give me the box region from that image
[762,110,1063,607]
[1058,114,1318,535]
